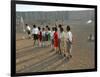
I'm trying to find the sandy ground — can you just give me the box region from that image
[16,23,95,73]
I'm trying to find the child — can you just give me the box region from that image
[45,25,49,41]
[58,24,62,54]
[48,27,51,41]
[47,27,51,46]
[32,24,38,47]
[25,24,31,39]
[42,28,46,47]
[54,27,59,53]
[50,27,55,50]
[66,25,73,59]
[60,27,66,57]
[38,27,42,47]
[32,25,35,40]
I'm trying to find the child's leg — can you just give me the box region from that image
[55,47,57,53]
[38,40,41,47]
[64,41,67,57]
[60,41,63,55]
[35,40,38,47]
[51,39,53,48]
[65,42,69,58]
[42,41,45,47]
[51,39,54,51]
[40,41,42,47]
[35,39,38,47]
[70,45,72,53]
[67,46,72,58]
[61,41,65,56]
[58,39,61,54]
[33,40,36,47]
[54,47,56,52]
[69,45,72,57]
[33,35,36,47]
[42,41,44,47]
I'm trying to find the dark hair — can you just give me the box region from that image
[42,27,45,31]
[46,25,48,28]
[48,27,50,31]
[58,24,62,28]
[33,24,36,28]
[54,27,57,32]
[52,27,54,31]
[66,25,70,31]
[60,27,64,32]
[26,24,28,26]
[38,27,41,31]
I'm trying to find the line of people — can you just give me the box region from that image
[25,24,73,59]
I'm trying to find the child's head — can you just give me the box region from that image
[66,25,70,31]
[38,27,41,31]
[33,24,36,28]
[46,25,48,28]
[46,25,48,31]
[58,24,62,28]
[25,24,28,26]
[54,27,57,32]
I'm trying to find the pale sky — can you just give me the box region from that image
[16,4,94,12]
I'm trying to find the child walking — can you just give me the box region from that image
[32,24,38,47]
[25,24,31,39]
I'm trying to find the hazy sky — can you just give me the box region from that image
[16,4,94,12]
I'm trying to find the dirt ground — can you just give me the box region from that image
[16,22,95,73]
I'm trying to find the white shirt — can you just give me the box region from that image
[66,31,72,42]
[51,31,55,39]
[34,27,39,34]
[26,26,31,31]
[42,31,46,36]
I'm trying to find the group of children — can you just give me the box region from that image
[52,24,73,59]
[26,24,73,59]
